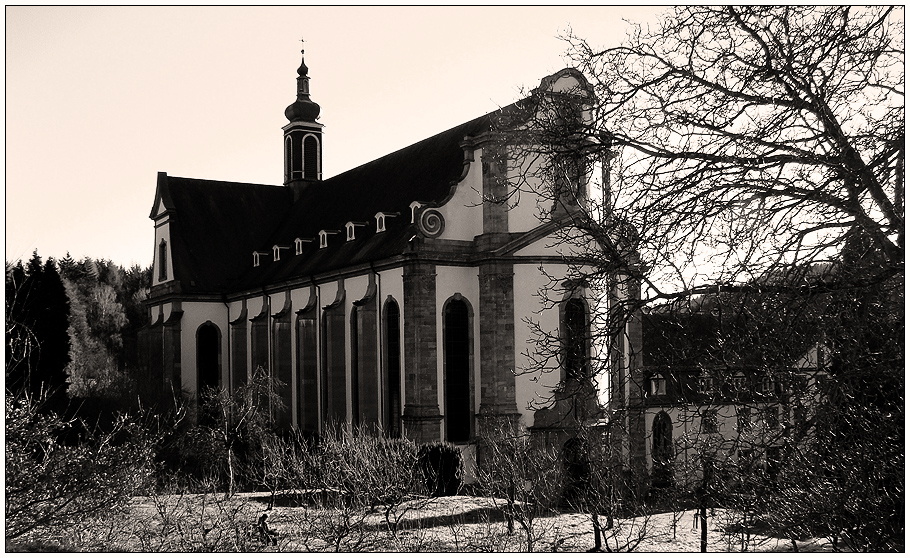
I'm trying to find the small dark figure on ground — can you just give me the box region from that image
[257,513,279,546]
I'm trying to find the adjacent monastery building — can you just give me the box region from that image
[140,52,638,459]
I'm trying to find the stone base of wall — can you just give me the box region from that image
[402,404,443,444]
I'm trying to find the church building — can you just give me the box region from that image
[140,51,637,451]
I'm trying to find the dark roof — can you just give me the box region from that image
[231,101,532,290]
[152,95,535,296]
[642,303,823,370]
[153,173,291,294]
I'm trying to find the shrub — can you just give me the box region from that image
[417,441,464,496]
[5,394,155,543]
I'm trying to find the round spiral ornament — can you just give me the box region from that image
[417,208,445,238]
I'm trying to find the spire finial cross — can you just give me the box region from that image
[300,38,306,54]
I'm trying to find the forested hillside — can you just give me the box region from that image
[6,251,151,416]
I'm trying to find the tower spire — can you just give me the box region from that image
[283,45,323,192]
[285,47,320,122]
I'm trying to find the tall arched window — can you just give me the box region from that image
[350,306,360,426]
[284,136,293,182]
[196,322,221,403]
[384,299,402,438]
[563,298,588,381]
[652,411,674,488]
[444,298,471,443]
[304,135,320,179]
[158,239,168,281]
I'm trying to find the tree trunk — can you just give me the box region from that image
[700,505,708,552]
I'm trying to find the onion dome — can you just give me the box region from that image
[285,50,320,122]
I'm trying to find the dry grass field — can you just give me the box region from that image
[22,491,832,552]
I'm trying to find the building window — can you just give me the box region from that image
[737,406,752,431]
[345,222,366,241]
[272,310,293,429]
[648,373,667,396]
[563,298,588,382]
[285,136,293,182]
[732,372,747,392]
[303,135,320,180]
[318,230,339,249]
[764,405,780,429]
[322,300,347,426]
[652,412,674,488]
[443,298,472,443]
[290,133,303,180]
[158,239,168,281]
[761,375,774,394]
[383,298,402,438]
[295,308,318,435]
[702,409,718,434]
[698,373,716,395]
[553,150,588,211]
[350,307,360,426]
[375,212,399,233]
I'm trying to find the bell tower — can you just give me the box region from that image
[283,48,323,201]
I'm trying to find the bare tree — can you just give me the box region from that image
[496,5,902,551]
[194,366,285,496]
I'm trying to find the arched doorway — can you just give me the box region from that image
[444,298,471,443]
[196,322,221,402]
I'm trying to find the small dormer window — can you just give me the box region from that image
[732,372,747,392]
[294,237,312,255]
[375,211,400,233]
[273,245,290,261]
[409,201,423,223]
[253,252,261,267]
[345,222,367,241]
[649,373,667,396]
[319,230,340,249]
[698,373,715,394]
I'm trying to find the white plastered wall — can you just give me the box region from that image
[513,262,565,426]
[439,148,484,241]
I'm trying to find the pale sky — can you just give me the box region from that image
[6,6,666,268]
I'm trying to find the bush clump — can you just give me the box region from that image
[417,441,464,496]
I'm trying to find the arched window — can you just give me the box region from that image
[291,133,303,179]
[443,298,472,443]
[284,136,293,182]
[304,135,320,180]
[196,322,221,403]
[350,307,360,425]
[158,239,168,281]
[563,298,588,381]
[384,299,402,438]
[652,411,674,488]
[296,307,318,435]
